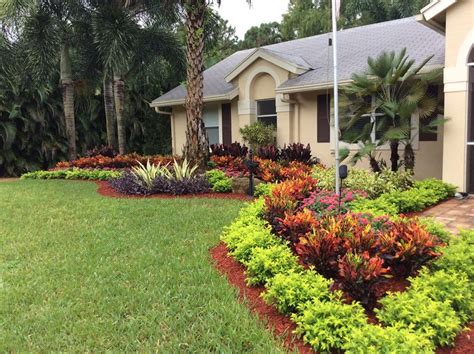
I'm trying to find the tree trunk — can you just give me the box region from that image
[113,73,126,155]
[403,142,415,174]
[60,43,76,160]
[103,75,117,148]
[183,0,209,169]
[369,156,381,173]
[389,140,399,172]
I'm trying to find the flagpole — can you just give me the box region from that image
[331,0,341,196]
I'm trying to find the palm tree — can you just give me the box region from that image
[2,0,84,160]
[181,0,250,169]
[90,0,182,154]
[340,49,442,172]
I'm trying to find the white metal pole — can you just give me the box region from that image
[331,0,341,195]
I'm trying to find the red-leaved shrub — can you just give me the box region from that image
[337,251,390,307]
[276,209,319,245]
[377,219,443,276]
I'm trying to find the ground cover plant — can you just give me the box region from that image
[56,153,178,169]
[0,180,286,352]
[21,168,122,181]
[220,175,471,353]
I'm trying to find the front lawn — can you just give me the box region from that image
[0,180,284,352]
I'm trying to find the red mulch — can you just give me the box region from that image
[211,242,474,354]
[95,181,253,201]
[210,242,314,353]
[437,325,474,354]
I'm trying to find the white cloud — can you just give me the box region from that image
[212,0,289,39]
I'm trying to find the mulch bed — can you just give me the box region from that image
[210,242,314,353]
[95,181,254,201]
[210,242,474,354]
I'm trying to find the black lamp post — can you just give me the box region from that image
[338,164,348,213]
[246,148,258,196]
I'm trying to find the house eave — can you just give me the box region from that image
[224,48,311,83]
[150,87,239,109]
[420,0,457,21]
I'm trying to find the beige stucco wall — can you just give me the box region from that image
[442,0,474,191]
[233,58,294,145]
[293,91,443,180]
[170,106,186,155]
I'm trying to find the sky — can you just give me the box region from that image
[212,0,290,39]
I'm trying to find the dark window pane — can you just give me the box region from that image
[468,145,474,193]
[258,116,277,128]
[420,85,441,142]
[317,94,330,143]
[221,103,232,145]
[206,127,219,145]
[257,100,276,116]
[468,67,474,142]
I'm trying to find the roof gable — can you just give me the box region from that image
[224,48,312,83]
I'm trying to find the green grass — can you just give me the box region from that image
[0,180,284,352]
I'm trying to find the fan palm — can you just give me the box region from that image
[340,48,442,172]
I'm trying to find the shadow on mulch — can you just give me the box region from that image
[95,181,254,201]
[210,243,474,354]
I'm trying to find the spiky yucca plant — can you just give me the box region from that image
[131,159,168,189]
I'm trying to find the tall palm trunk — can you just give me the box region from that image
[404,142,415,174]
[60,43,76,160]
[103,74,117,148]
[113,72,126,154]
[389,140,399,172]
[183,0,208,169]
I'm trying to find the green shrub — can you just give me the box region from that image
[431,230,474,293]
[418,217,452,244]
[230,224,281,264]
[414,178,456,200]
[254,182,275,197]
[243,244,301,286]
[212,178,232,193]
[343,324,434,354]
[221,200,266,251]
[312,166,413,198]
[350,178,456,215]
[292,299,367,352]
[239,121,276,149]
[205,169,228,186]
[376,291,462,347]
[262,269,336,315]
[21,169,122,181]
[349,197,399,216]
[409,268,473,322]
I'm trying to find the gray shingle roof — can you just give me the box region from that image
[151,17,444,106]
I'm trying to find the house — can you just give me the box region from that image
[151,0,474,193]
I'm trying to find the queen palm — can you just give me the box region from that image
[341,48,442,172]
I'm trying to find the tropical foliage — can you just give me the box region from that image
[340,49,443,172]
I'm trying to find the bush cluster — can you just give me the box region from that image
[56,153,178,169]
[210,155,313,183]
[109,172,210,196]
[21,168,122,181]
[350,178,456,215]
[313,166,414,198]
[205,169,232,193]
[221,198,470,352]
